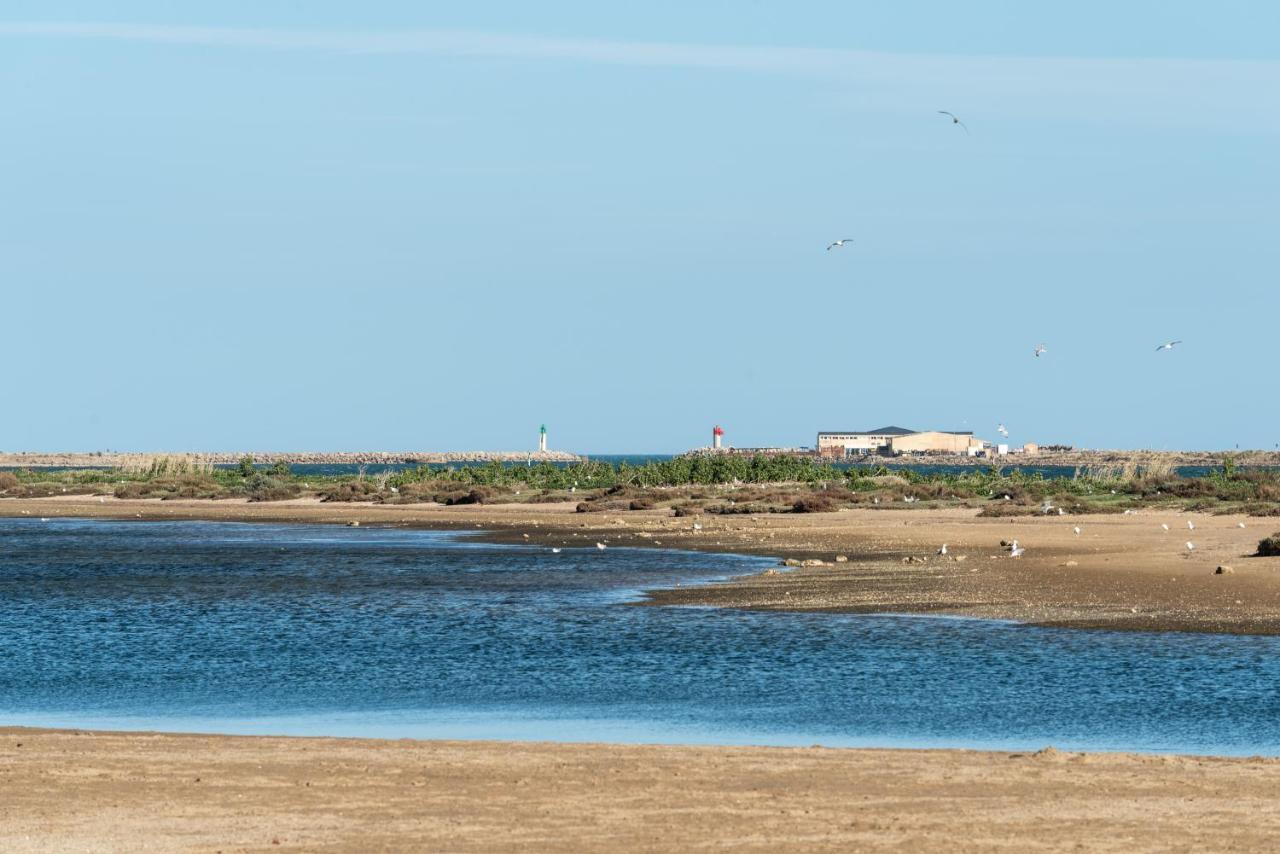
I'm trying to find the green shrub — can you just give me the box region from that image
[1257,533,1280,557]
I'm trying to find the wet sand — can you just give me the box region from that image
[2,728,1278,853]
[4,495,1279,634]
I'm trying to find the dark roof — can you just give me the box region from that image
[818,426,916,436]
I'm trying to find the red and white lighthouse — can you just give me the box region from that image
[712,424,724,450]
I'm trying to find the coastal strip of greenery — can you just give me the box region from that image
[2,454,1280,520]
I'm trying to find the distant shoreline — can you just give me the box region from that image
[3,448,1278,469]
[0,450,583,468]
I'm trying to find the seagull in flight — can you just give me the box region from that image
[997,424,1009,438]
[1156,340,1182,352]
[826,238,854,251]
[1034,344,1047,358]
[937,111,969,134]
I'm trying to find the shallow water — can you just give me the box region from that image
[2,518,1278,754]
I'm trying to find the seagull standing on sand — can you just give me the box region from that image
[1009,540,1025,558]
[1073,526,1081,535]
[1156,340,1182,352]
[937,111,969,134]
[1186,541,1195,552]
[937,544,948,556]
[826,238,854,251]
[1161,523,1170,531]
[1187,520,1195,531]
[1034,344,1047,358]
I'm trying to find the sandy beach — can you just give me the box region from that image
[2,727,1279,853]
[3,494,1278,634]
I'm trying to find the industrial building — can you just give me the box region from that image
[817,426,988,458]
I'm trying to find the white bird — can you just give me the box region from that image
[937,544,948,556]
[595,542,607,550]
[551,548,562,554]
[903,495,919,504]
[826,238,854,251]
[1238,522,1247,529]
[937,111,969,134]
[1073,526,1081,535]
[1057,507,1065,516]
[1185,541,1195,552]
[997,424,1009,438]
[1002,494,1011,501]
[692,522,703,531]
[1187,520,1195,531]
[1156,340,1182,352]
[1161,523,1170,531]
[98,497,105,504]
[1009,540,1025,558]
[1124,509,1133,515]
[1034,343,1047,358]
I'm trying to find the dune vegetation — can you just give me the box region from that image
[3,455,1280,521]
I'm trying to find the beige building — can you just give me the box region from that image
[818,426,988,457]
[890,430,982,455]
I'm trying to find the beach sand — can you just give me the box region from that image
[3,728,1279,853]
[4,494,1279,634]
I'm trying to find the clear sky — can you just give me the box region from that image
[3,1,1278,453]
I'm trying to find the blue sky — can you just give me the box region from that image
[3,2,1278,453]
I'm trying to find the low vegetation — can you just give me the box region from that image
[2,455,1280,517]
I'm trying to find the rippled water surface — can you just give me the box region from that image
[2,518,1278,753]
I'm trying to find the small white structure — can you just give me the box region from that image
[712,425,724,450]
[538,424,547,453]
[996,443,1010,456]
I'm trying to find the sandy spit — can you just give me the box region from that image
[4,495,1279,634]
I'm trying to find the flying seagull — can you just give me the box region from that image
[938,111,969,134]
[1034,344,1047,358]
[1156,340,1182,352]
[997,423,1009,438]
[826,238,854,251]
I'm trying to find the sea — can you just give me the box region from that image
[2,518,1278,755]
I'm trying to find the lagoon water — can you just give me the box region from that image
[2,518,1278,754]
